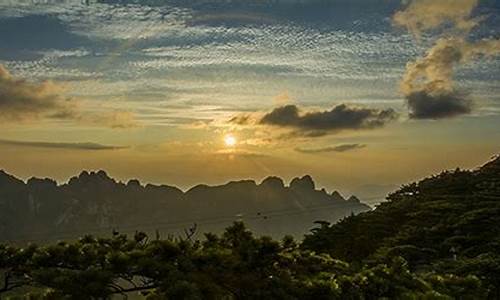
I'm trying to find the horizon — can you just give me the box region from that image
[1,153,499,200]
[0,168,361,199]
[1,0,500,205]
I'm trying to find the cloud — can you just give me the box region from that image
[394,0,500,120]
[214,148,268,158]
[0,64,77,121]
[406,89,472,119]
[259,104,397,136]
[228,114,252,125]
[273,91,291,106]
[393,0,480,39]
[295,144,366,154]
[401,37,500,120]
[0,64,140,128]
[0,139,128,151]
[402,38,500,95]
[84,111,141,129]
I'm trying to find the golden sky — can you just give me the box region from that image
[0,0,499,203]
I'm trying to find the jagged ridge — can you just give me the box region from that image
[0,171,370,242]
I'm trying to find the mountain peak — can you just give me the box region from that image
[347,195,361,203]
[27,177,57,187]
[331,191,346,201]
[290,175,315,190]
[95,170,110,178]
[260,176,285,189]
[78,170,90,178]
[0,169,24,186]
[127,179,142,188]
[68,169,116,187]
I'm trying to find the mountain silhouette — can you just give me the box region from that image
[0,171,370,242]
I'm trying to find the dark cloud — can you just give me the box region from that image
[0,64,76,121]
[329,143,366,152]
[407,89,472,119]
[0,64,140,128]
[228,114,252,125]
[260,104,397,135]
[295,144,366,154]
[399,38,494,120]
[0,139,128,151]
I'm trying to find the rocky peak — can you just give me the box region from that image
[27,177,57,188]
[67,170,116,189]
[260,176,285,189]
[331,191,346,201]
[347,195,361,203]
[0,170,24,187]
[127,179,142,188]
[225,180,257,190]
[290,175,315,191]
[78,170,90,179]
[96,170,109,178]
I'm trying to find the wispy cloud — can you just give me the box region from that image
[393,0,480,39]
[0,139,128,151]
[295,144,366,154]
[82,110,141,129]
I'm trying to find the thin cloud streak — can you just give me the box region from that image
[295,144,366,154]
[0,139,128,151]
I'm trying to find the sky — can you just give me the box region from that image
[0,0,499,203]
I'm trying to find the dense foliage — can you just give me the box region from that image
[1,156,499,299]
[303,156,500,299]
[0,222,487,299]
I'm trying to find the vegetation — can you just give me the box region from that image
[303,156,500,299]
[1,156,499,299]
[0,222,487,299]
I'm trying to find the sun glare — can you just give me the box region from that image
[224,134,237,147]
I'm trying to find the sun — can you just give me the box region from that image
[224,134,237,147]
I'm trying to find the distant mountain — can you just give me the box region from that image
[0,171,370,242]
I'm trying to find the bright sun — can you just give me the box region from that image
[224,134,237,147]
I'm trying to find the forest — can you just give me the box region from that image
[1,156,499,299]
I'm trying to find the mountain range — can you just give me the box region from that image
[0,171,370,243]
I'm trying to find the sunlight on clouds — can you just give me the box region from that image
[0,0,499,198]
[224,134,237,147]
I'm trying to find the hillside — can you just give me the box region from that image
[0,171,370,242]
[302,155,500,297]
